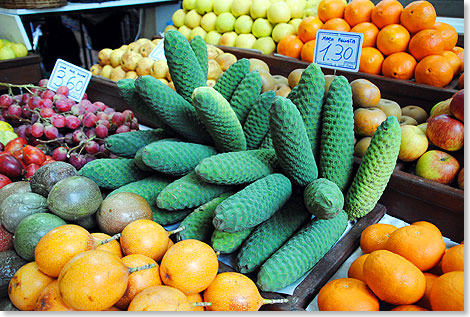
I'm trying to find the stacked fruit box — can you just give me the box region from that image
[0,54,42,88]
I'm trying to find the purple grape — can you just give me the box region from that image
[82,113,98,128]
[103,107,115,115]
[31,122,44,138]
[130,117,139,129]
[55,99,71,112]
[80,99,92,107]
[71,104,86,116]
[56,86,69,96]
[97,119,110,129]
[64,132,74,145]
[72,130,87,143]
[44,125,59,140]
[116,125,131,134]
[24,125,32,137]
[31,113,39,124]
[66,115,81,129]
[122,110,134,122]
[51,114,66,128]
[53,93,67,102]
[39,98,53,109]
[65,98,75,108]
[96,112,108,121]
[40,107,55,118]
[28,96,42,109]
[42,90,55,101]
[21,93,31,105]
[111,112,125,126]
[15,124,29,139]
[52,146,68,161]
[84,155,97,164]
[93,101,107,111]
[38,79,48,87]
[85,128,96,139]
[0,94,13,108]
[85,140,100,155]
[22,105,33,118]
[68,153,87,170]
[7,104,22,118]
[99,144,110,157]
[82,93,88,100]
[84,103,98,114]
[95,124,108,138]
[1,109,7,118]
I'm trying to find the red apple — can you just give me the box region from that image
[457,167,464,190]
[415,150,460,184]
[429,98,452,118]
[0,173,11,189]
[449,89,464,122]
[426,114,464,151]
[398,125,428,162]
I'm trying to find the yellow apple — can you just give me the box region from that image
[252,18,273,38]
[267,1,291,24]
[273,83,292,97]
[272,23,296,42]
[172,9,186,28]
[253,36,276,54]
[250,0,271,19]
[287,68,304,88]
[214,0,232,14]
[374,98,402,121]
[353,107,387,136]
[150,60,169,79]
[354,136,372,158]
[100,65,113,79]
[235,33,257,49]
[350,78,381,108]
[401,105,428,124]
[399,125,428,162]
[185,9,202,29]
[249,58,270,73]
[205,30,222,45]
[178,25,192,40]
[201,12,218,32]
[215,52,238,71]
[98,48,113,66]
[258,70,275,92]
[231,0,251,17]
[90,64,102,76]
[195,0,214,15]
[234,15,254,34]
[215,12,236,33]
[399,115,418,126]
[189,26,207,41]
[207,59,223,80]
[136,57,155,76]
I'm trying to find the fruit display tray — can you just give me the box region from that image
[0,53,42,88]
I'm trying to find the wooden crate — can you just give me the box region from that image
[0,54,42,87]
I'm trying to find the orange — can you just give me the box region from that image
[371,0,403,29]
[385,224,446,271]
[159,239,218,295]
[298,16,323,43]
[414,55,453,87]
[351,22,379,47]
[376,24,410,56]
[381,52,417,80]
[276,35,304,59]
[300,39,316,63]
[128,285,192,311]
[322,18,351,32]
[411,220,443,236]
[187,293,205,311]
[429,271,464,311]
[400,1,437,34]
[317,0,347,23]
[408,29,445,61]
[35,280,74,311]
[441,51,463,77]
[91,232,123,258]
[458,72,464,89]
[363,250,426,305]
[433,22,459,51]
[347,254,369,283]
[359,223,398,254]
[359,47,384,75]
[452,46,465,72]
[441,244,464,273]
[416,272,439,310]
[317,278,379,311]
[390,304,429,311]
[344,0,375,27]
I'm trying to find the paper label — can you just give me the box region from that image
[313,30,363,72]
[148,38,166,61]
[47,59,92,102]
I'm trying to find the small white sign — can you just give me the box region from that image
[313,30,363,72]
[148,38,166,61]
[47,59,92,102]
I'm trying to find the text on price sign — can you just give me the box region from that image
[47,59,92,102]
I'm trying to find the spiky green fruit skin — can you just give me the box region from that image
[78,158,148,190]
[287,63,325,159]
[190,35,208,79]
[164,30,206,103]
[213,58,250,100]
[213,173,292,233]
[133,147,154,172]
[229,71,263,124]
[259,131,273,149]
[135,75,212,144]
[304,178,344,219]
[156,171,233,211]
[175,193,232,243]
[243,91,276,150]
[319,75,355,192]
[256,210,348,292]
[235,196,311,274]
[195,149,278,185]
[116,79,165,129]
[345,116,401,220]
[211,228,253,254]
[140,139,217,177]
[192,86,246,152]
[107,175,172,202]
[269,96,318,186]
[152,207,192,226]
[104,128,167,158]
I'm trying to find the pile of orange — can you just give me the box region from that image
[317,221,464,311]
[284,0,463,88]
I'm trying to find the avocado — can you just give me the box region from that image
[0,250,27,297]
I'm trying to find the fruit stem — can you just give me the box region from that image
[191,302,212,307]
[263,298,289,305]
[128,263,156,274]
[95,233,121,246]
[168,226,185,236]
[0,82,45,94]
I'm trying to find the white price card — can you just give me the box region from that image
[148,38,166,61]
[47,59,92,102]
[313,30,363,72]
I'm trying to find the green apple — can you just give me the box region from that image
[252,18,273,38]
[231,0,251,17]
[184,9,202,29]
[205,30,222,45]
[215,12,236,33]
[286,0,306,18]
[201,12,218,32]
[272,23,295,42]
[172,9,186,28]
[234,15,253,34]
[10,43,28,58]
[189,26,208,41]
[183,0,196,10]
[178,25,192,40]
[267,1,291,24]
[213,0,232,14]
[250,0,271,19]
[399,125,428,162]
[253,36,276,54]
[195,0,214,15]
[0,47,15,60]
[289,18,303,34]
[235,33,257,49]
[219,32,238,47]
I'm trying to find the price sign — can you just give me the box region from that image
[47,59,92,102]
[313,30,363,72]
[148,38,166,61]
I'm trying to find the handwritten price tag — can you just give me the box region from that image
[148,38,166,61]
[47,59,92,102]
[313,30,363,72]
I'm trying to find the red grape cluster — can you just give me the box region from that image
[0,79,139,170]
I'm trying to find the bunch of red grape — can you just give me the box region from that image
[0,79,139,170]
